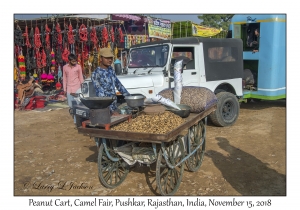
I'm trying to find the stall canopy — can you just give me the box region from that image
[111,14,142,22]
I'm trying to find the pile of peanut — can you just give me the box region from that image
[111,111,185,134]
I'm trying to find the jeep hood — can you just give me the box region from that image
[117,74,164,89]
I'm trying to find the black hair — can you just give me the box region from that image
[68,53,77,61]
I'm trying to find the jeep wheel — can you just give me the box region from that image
[209,92,240,127]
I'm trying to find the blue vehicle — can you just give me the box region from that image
[229,14,286,100]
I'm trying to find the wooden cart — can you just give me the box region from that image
[77,104,216,195]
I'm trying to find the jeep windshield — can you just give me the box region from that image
[128,45,169,68]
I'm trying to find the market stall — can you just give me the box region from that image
[14,15,126,110]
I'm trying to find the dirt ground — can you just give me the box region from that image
[14,100,286,196]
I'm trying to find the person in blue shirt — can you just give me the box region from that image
[114,52,121,64]
[91,48,130,115]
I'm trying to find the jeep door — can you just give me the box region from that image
[171,45,201,87]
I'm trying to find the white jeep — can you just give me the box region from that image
[81,37,243,127]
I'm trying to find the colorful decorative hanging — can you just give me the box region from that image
[33,70,38,82]
[82,44,89,60]
[14,25,23,47]
[56,22,63,45]
[36,49,42,69]
[34,26,42,49]
[90,26,98,48]
[14,66,18,81]
[62,46,70,62]
[119,27,124,43]
[68,22,75,44]
[51,49,55,66]
[110,26,115,43]
[45,23,51,49]
[57,65,62,81]
[77,54,82,69]
[41,49,47,68]
[18,52,26,81]
[47,72,55,83]
[79,23,88,42]
[114,47,118,58]
[41,70,48,83]
[102,26,108,47]
[29,27,35,48]
[24,25,31,48]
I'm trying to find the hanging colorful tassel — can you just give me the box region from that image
[114,47,118,58]
[47,72,54,83]
[14,66,18,81]
[57,65,62,81]
[41,69,48,83]
[33,69,38,82]
[51,49,55,66]
[77,54,81,66]
[18,52,26,81]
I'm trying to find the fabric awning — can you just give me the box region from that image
[112,14,141,21]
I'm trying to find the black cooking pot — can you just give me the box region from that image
[79,94,116,109]
[165,104,191,118]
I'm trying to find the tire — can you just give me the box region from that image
[156,136,185,195]
[209,92,240,127]
[98,140,129,188]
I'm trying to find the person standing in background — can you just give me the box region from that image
[63,53,84,124]
[114,52,121,65]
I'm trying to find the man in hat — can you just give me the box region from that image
[91,48,130,115]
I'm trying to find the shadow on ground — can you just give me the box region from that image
[205,137,286,196]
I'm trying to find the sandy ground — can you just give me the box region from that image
[14,100,286,196]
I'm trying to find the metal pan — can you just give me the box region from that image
[79,93,116,109]
[125,94,146,108]
[165,104,191,118]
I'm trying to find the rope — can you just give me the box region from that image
[14,25,23,46]
[40,24,45,47]
[63,23,68,46]
[86,21,92,47]
[75,22,80,43]
[45,48,51,67]
[26,49,32,70]
[114,26,119,45]
[30,49,37,69]
[92,48,98,69]
[96,26,102,46]
[52,22,56,47]
[82,44,88,60]
[56,46,63,64]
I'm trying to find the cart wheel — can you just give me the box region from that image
[186,120,206,172]
[98,139,129,189]
[156,136,185,195]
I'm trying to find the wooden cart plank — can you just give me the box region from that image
[77,104,216,143]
